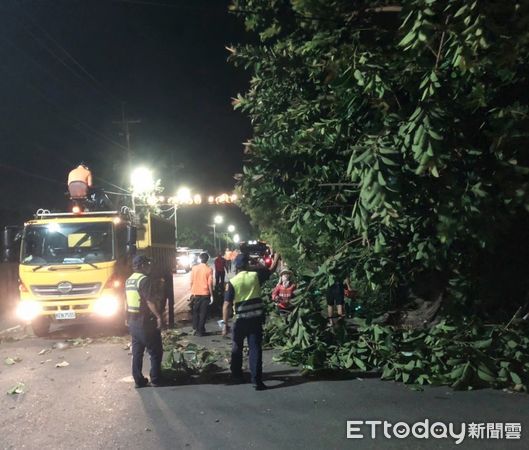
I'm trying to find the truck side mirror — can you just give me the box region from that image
[126,225,137,256]
[2,226,22,263]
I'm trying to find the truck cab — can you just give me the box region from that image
[6,209,175,336]
[15,211,135,336]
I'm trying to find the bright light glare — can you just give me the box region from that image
[94,296,119,317]
[214,215,223,224]
[16,300,42,321]
[208,196,214,204]
[131,167,154,194]
[147,196,158,206]
[47,223,61,233]
[178,255,190,266]
[193,194,202,205]
[176,187,192,204]
[227,224,235,233]
[233,234,240,244]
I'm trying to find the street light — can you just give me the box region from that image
[177,187,191,204]
[223,224,236,251]
[130,166,154,211]
[131,167,154,194]
[233,233,240,244]
[213,215,223,253]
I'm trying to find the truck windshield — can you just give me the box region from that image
[21,222,114,266]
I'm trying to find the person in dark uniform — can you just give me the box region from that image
[126,255,164,388]
[222,252,279,391]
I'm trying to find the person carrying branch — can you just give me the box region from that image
[222,252,280,391]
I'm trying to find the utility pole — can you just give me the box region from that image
[113,102,141,210]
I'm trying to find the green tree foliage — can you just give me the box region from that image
[178,226,211,251]
[230,0,529,317]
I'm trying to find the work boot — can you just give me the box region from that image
[135,377,149,388]
[253,381,268,391]
[150,377,166,387]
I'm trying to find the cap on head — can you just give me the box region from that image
[280,268,292,277]
[234,253,249,270]
[133,255,152,271]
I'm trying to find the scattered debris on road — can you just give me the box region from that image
[162,330,229,382]
[0,325,28,344]
[0,325,22,335]
[55,361,70,368]
[4,357,22,365]
[6,382,26,395]
[54,342,70,350]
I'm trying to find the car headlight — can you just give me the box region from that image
[94,296,119,317]
[16,300,42,321]
[180,256,190,266]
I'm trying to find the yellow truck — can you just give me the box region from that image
[4,209,175,336]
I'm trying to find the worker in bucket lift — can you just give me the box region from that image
[68,162,93,199]
[67,162,112,210]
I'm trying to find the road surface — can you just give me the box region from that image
[0,272,528,449]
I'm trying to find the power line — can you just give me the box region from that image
[0,163,63,186]
[0,20,132,155]
[34,146,130,194]
[13,0,123,112]
[0,46,134,193]
[0,55,130,155]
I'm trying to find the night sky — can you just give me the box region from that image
[0,0,254,241]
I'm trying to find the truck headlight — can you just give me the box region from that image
[94,296,119,317]
[16,300,42,321]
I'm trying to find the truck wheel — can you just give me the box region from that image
[31,316,51,337]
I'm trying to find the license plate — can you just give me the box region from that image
[55,311,76,320]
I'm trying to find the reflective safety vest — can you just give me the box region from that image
[125,272,147,314]
[230,271,263,319]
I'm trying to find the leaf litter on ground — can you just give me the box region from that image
[7,382,26,395]
[161,329,228,382]
[4,357,22,365]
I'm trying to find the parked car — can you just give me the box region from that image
[239,241,272,268]
[188,249,207,266]
[176,248,192,272]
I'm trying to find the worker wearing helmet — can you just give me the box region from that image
[67,162,93,198]
[222,251,279,390]
[126,255,164,388]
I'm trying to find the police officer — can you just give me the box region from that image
[222,252,279,391]
[126,255,164,388]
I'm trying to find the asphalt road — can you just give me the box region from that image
[0,272,528,450]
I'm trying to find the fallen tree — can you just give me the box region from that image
[229,0,529,389]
